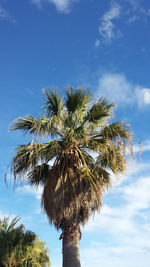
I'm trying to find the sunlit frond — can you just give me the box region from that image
[92,165,111,189]
[11,143,43,178]
[84,137,109,153]
[98,121,131,141]
[43,89,63,117]
[11,116,63,137]
[80,150,95,168]
[87,98,114,123]
[66,87,91,114]
[0,217,50,266]
[40,140,61,162]
[96,144,126,174]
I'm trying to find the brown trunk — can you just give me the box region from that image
[62,224,81,267]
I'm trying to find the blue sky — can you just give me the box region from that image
[0,0,150,266]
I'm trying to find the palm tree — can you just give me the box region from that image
[0,216,35,266]
[24,237,50,266]
[11,87,131,267]
[0,216,50,266]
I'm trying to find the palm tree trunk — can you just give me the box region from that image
[62,224,81,267]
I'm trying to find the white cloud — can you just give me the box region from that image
[97,73,134,105]
[126,0,150,24]
[84,158,150,232]
[0,7,9,19]
[32,0,78,13]
[31,0,42,9]
[99,1,121,42]
[0,7,15,22]
[127,0,139,10]
[49,0,78,13]
[81,242,150,267]
[97,72,150,107]
[137,88,150,105]
[17,184,43,199]
[82,157,150,267]
[123,176,150,212]
[127,15,139,23]
[95,39,100,47]
[97,0,150,44]
[127,0,150,16]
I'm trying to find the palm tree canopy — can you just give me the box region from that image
[0,216,50,266]
[11,87,131,229]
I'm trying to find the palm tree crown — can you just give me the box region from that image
[11,87,131,230]
[0,216,50,266]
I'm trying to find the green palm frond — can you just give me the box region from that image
[12,140,61,184]
[97,122,131,141]
[80,150,95,168]
[92,165,111,189]
[87,98,114,124]
[84,137,109,153]
[96,144,126,174]
[11,116,37,132]
[66,87,91,114]
[11,116,62,137]
[27,163,51,186]
[11,143,43,178]
[43,89,63,117]
[40,140,61,162]
[0,216,50,266]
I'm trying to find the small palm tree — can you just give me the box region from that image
[0,216,50,266]
[11,87,131,267]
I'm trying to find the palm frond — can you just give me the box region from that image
[0,216,50,266]
[11,116,37,132]
[97,122,131,141]
[80,150,95,168]
[40,140,61,162]
[27,164,51,186]
[96,144,126,174]
[11,143,43,179]
[84,137,109,153]
[43,89,63,117]
[11,115,62,137]
[66,87,91,114]
[92,165,111,189]
[87,98,114,123]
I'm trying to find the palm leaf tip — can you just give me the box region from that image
[11,116,36,132]
[66,87,91,113]
[100,122,131,140]
[43,89,63,117]
[88,97,114,123]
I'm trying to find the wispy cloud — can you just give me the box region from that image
[32,0,78,13]
[82,158,150,267]
[99,1,121,42]
[96,73,150,107]
[0,6,15,23]
[97,0,150,45]
[126,1,150,25]
[31,0,42,9]
[127,0,150,15]
[95,39,100,48]
[17,185,43,200]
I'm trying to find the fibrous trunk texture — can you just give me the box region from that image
[62,224,81,267]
